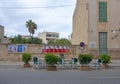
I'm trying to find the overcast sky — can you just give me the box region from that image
[0,0,76,38]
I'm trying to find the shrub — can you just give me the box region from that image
[22,53,32,63]
[100,54,111,64]
[45,54,59,65]
[78,54,92,66]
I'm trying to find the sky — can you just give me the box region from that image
[0,0,76,38]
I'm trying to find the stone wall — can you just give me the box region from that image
[0,44,120,61]
[109,49,120,60]
[0,44,8,61]
[0,25,4,43]
[0,44,78,61]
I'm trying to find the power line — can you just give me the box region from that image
[0,4,75,9]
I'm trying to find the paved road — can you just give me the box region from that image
[0,68,120,84]
[0,60,120,84]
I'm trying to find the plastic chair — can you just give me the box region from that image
[63,59,73,69]
[71,58,78,69]
[57,58,65,69]
[91,58,102,70]
[33,57,42,69]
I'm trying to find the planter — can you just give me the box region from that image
[46,66,57,71]
[22,53,31,68]
[78,54,92,71]
[23,63,31,68]
[102,64,109,69]
[45,54,59,71]
[100,54,111,69]
[80,66,90,71]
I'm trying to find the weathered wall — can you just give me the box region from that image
[0,44,81,61]
[72,0,120,49]
[0,25,4,43]
[72,0,88,45]
[0,44,120,61]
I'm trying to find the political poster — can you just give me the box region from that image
[8,44,27,52]
[8,45,17,52]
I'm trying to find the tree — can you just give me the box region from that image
[29,37,42,44]
[47,40,55,45]
[26,20,37,37]
[9,35,42,44]
[48,38,71,45]
[10,35,22,44]
[55,38,71,45]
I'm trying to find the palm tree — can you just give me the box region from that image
[26,20,37,37]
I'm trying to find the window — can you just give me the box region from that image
[46,34,51,37]
[56,35,58,38]
[99,2,107,22]
[99,32,108,55]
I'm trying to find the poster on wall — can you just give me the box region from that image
[17,45,26,52]
[8,45,17,52]
[89,42,96,48]
[8,44,27,52]
[42,45,69,53]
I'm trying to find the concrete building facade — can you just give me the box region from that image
[0,25,4,43]
[72,0,120,56]
[38,32,59,44]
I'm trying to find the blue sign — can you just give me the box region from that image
[8,45,26,52]
[17,45,23,52]
[80,42,85,47]
[8,45,17,52]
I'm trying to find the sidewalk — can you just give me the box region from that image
[1,60,120,65]
[0,61,24,69]
[109,60,120,67]
[0,60,120,69]
[0,61,23,65]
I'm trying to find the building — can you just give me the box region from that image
[38,32,59,44]
[0,25,4,43]
[72,0,120,56]
[20,35,30,39]
[0,25,10,44]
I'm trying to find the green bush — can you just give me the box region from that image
[78,54,92,66]
[22,53,32,63]
[100,54,111,64]
[45,54,60,65]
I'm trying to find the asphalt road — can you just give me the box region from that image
[0,68,120,84]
